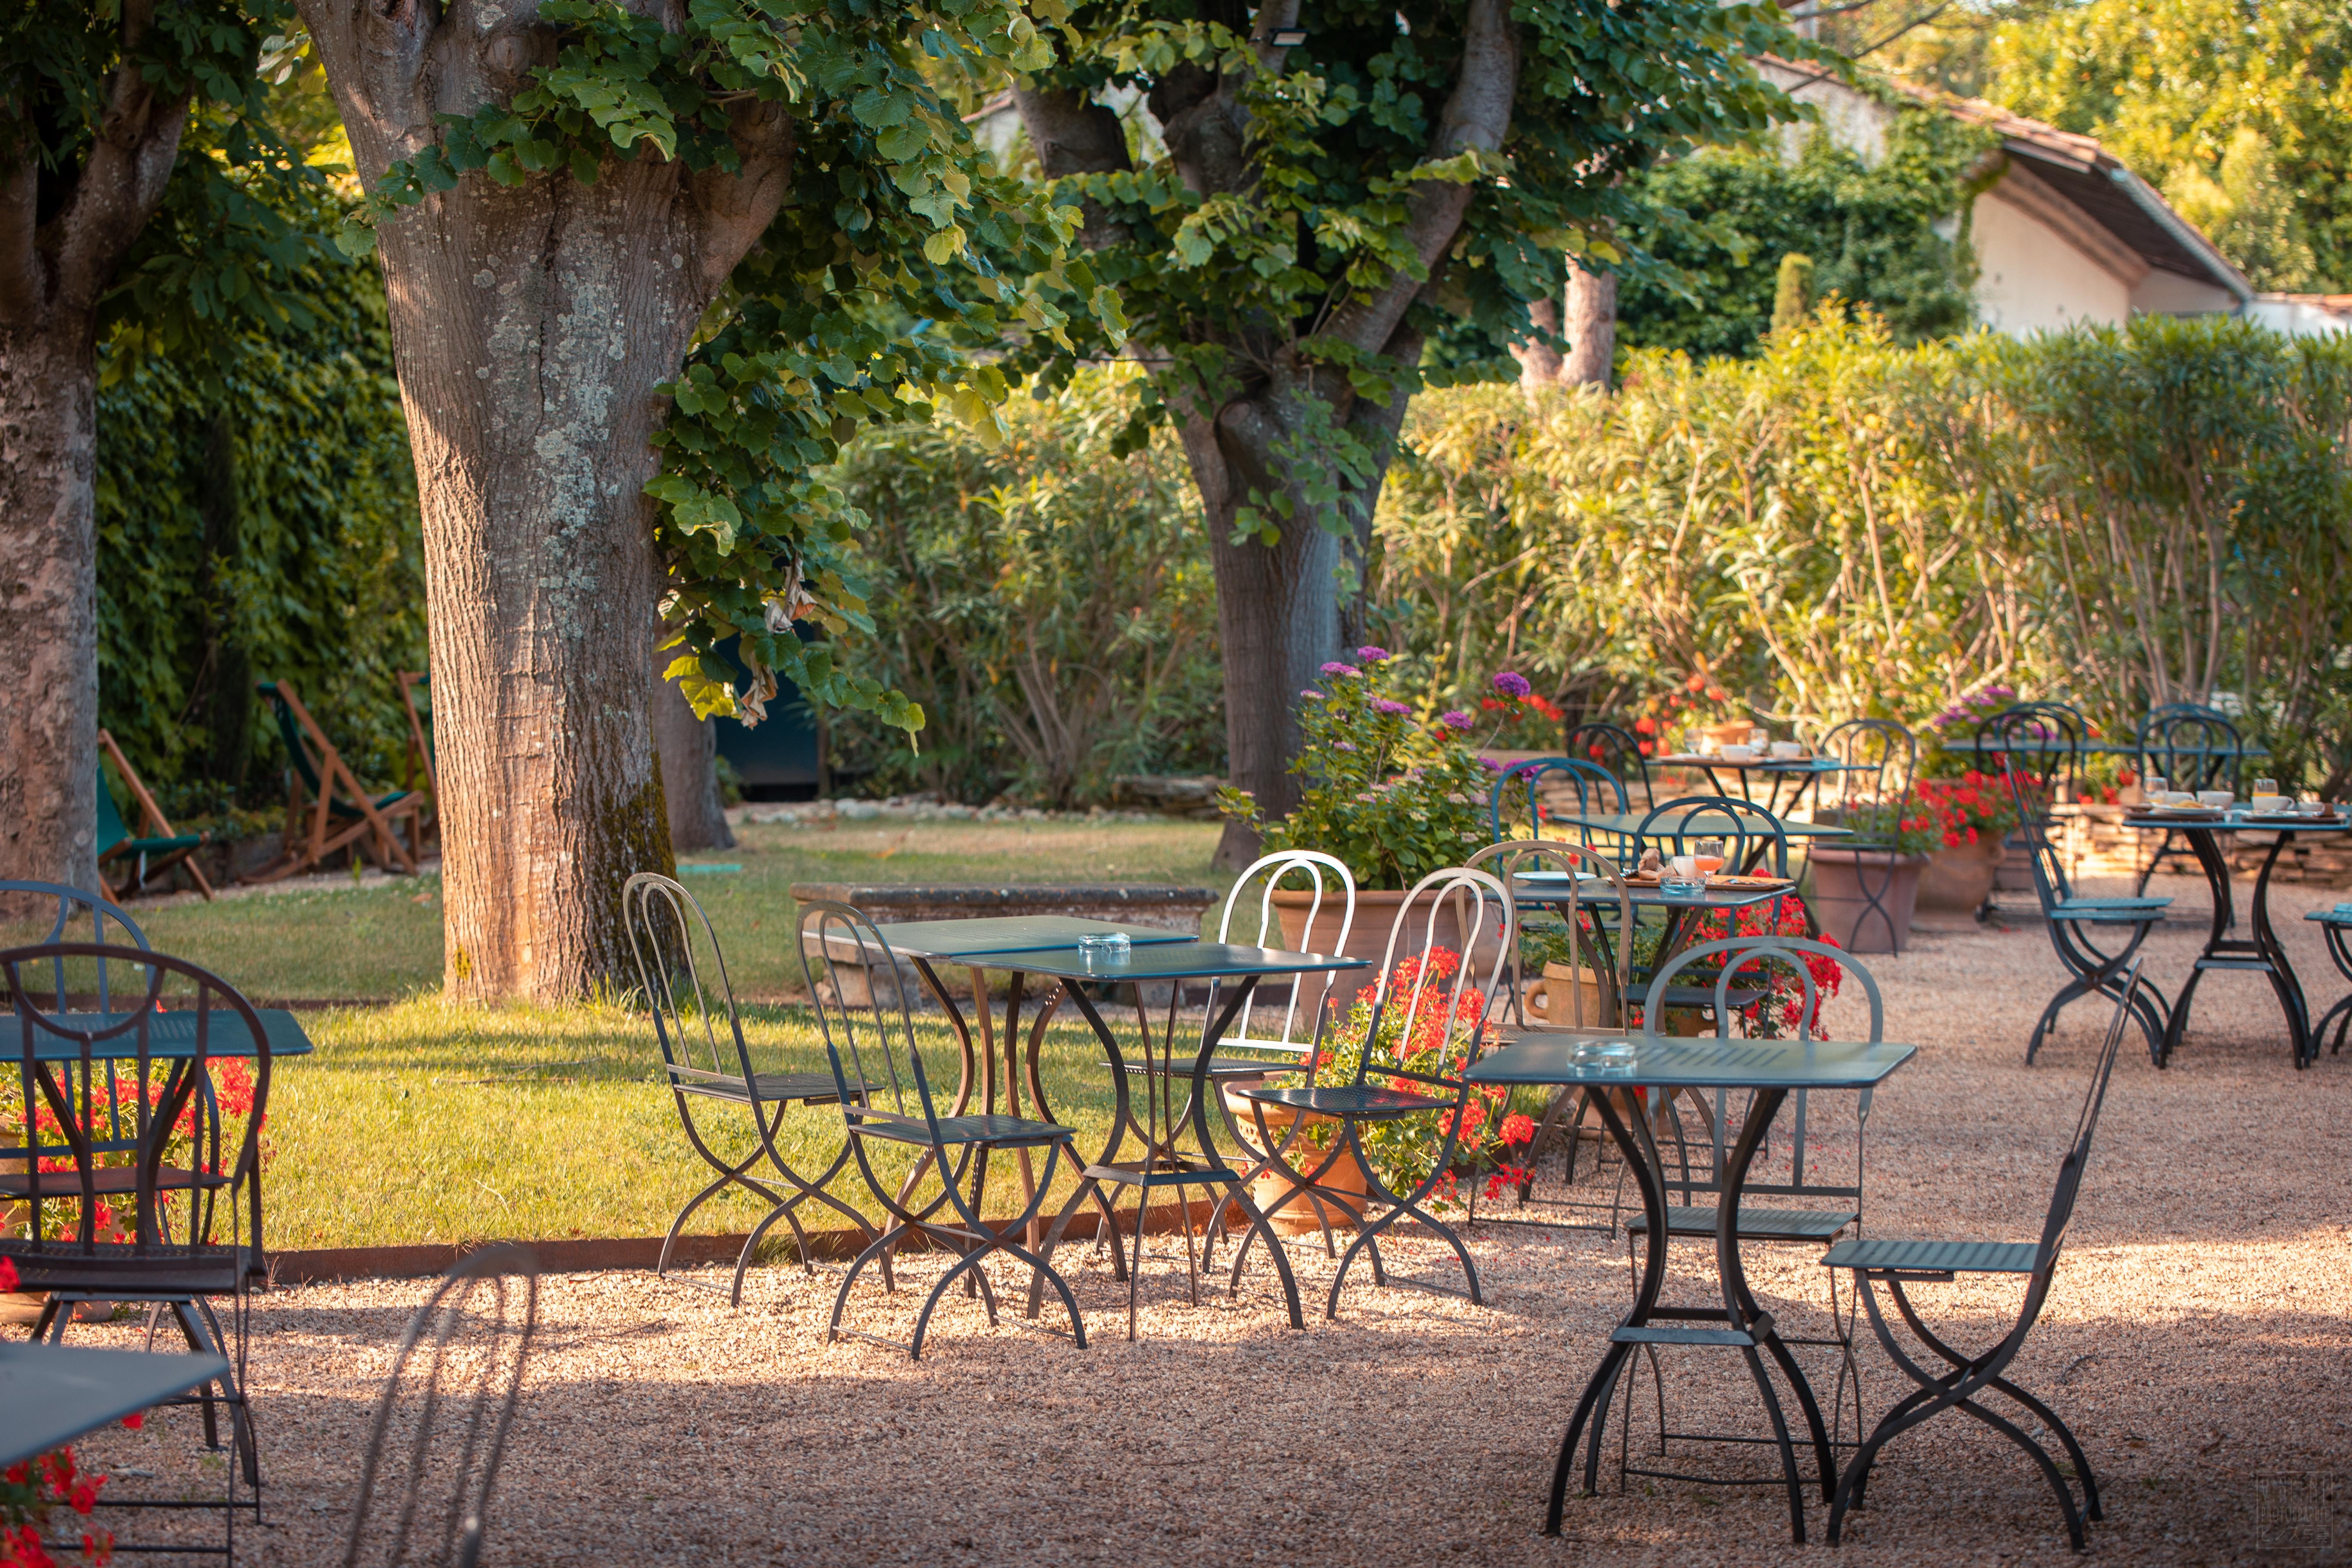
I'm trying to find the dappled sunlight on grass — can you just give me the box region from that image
[270,995,1152,1250]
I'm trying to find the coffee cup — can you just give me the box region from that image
[1720,744,1758,763]
[2196,789,2235,809]
[2252,794,2291,814]
[1770,741,1801,760]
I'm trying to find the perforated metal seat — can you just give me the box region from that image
[851,1111,1076,1148]
[1818,1237,2039,1276]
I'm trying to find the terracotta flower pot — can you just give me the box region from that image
[1220,1090,1373,1236]
[1917,836,2004,913]
[1700,720,1759,750]
[1524,960,1616,1029]
[1805,847,1929,954]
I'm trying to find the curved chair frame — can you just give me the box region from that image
[1821,961,2139,1551]
[340,1244,539,1568]
[1565,722,1656,809]
[1194,851,1360,1266]
[1634,795,1793,879]
[798,900,1089,1359]
[2134,703,2245,897]
[1814,719,1921,953]
[1488,756,1630,852]
[2000,768,2172,1064]
[2302,908,2352,1066]
[1227,867,1515,1317]
[0,942,273,1546]
[623,873,877,1306]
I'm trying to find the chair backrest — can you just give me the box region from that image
[341,1244,539,1568]
[1215,851,1356,1052]
[1978,702,2083,802]
[1341,867,1513,1095]
[2016,959,2138,1326]
[1467,839,1635,1029]
[2000,760,2079,910]
[0,943,271,1259]
[1819,718,1920,820]
[257,679,331,797]
[0,882,149,1012]
[94,772,132,858]
[795,899,944,1141]
[1642,936,1884,1211]
[622,873,762,1099]
[1565,722,1655,808]
[1488,757,1629,846]
[2136,702,2242,794]
[1634,795,1791,876]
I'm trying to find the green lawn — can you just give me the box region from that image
[99,818,1234,1250]
[71,816,1227,1002]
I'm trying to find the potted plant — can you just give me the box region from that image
[1807,800,1938,954]
[1635,672,1753,753]
[1912,772,2023,913]
[1217,650,1535,983]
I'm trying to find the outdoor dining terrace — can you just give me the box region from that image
[7,775,2350,1566]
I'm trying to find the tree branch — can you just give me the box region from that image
[48,0,190,316]
[1010,85,1133,249]
[1320,0,1517,359]
[686,99,796,294]
[295,0,440,180]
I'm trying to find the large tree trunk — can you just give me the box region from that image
[654,661,735,853]
[1018,0,1516,872]
[0,323,103,896]
[1512,292,1564,391]
[302,0,793,999]
[0,23,191,903]
[1562,262,1617,389]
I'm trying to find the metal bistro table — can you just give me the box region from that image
[0,1341,232,1467]
[1468,1031,1917,1544]
[1552,810,1853,875]
[2118,809,2350,1068]
[980,940,1369,1338]
[1652,754,1873,819]
[30,1008,316,1063]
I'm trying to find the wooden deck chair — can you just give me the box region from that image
[247,679,425,881]
[96,730,215,900]
[397,670,438,844]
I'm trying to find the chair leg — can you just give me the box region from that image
[1325,1122,1480,1317]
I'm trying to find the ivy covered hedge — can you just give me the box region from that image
[95,250,426,822]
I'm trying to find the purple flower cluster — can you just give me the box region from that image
[1300,688,1326,701]
[1321,662,1360,678]
[1373,698,1412,717]
[1440,710,1473,731]
[1932,683,2020,731]
[1492,671,1532,699]
[1357,646,1390,663]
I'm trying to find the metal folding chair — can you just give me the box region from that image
[1813,719,1919,952]
[1489,756,1631,859]
[1188,852,1360,1265]
[798,900,1087,1358]
[1616,936,1886,1479]
[2300,906,2352,1067]
[0,942,273,1556]
[1566,721,1657,810]
[1225,867,1514,1316]
[623,873,877,1305]
[341,1244,539,1568]
[1975,702,2084,922]
[2001,765,2172,1065]
[1819,959,2141,1551]
[2134,703,2244,897]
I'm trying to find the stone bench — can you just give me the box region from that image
[791,883,1217,1005]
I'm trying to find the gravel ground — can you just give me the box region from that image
[57,872,2352,1566]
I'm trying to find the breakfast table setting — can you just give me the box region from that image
[2122,774,2347,1067]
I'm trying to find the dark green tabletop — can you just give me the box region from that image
[19,1009,315,1062]
[1509,871,1789,913]
[1554,812,1854,842]
[1467,1032,1916,1090]
[0,1342,230,1467]
[867,916,1199,961]
[1654,754,1870,775]
[953,940,1369,983]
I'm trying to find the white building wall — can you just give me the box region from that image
[2130,269,2240,316]
[2243,295,2352,337]
[1970,189,2132,335]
